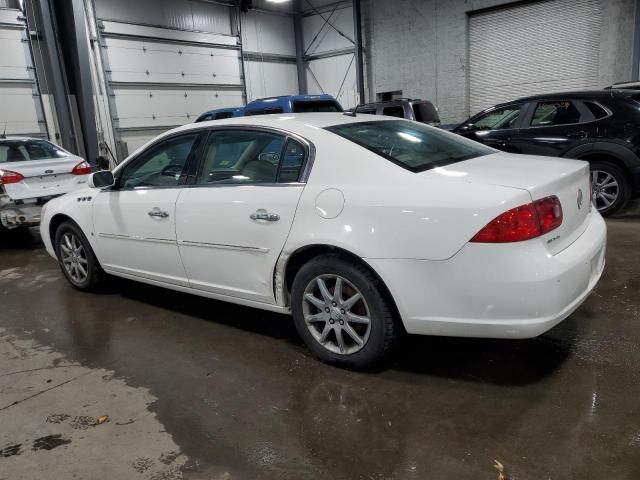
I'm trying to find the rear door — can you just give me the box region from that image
[511,99,597,156]
[176,128,309,304]
[456,103,526,152]
[0,139,86,200]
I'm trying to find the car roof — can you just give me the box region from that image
[166,113,387,139]
[0,136,47,142]
[487,89,637,110]
[357,98,430,108]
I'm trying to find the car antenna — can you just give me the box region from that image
[343,109,357,117]
[0,122,6,139]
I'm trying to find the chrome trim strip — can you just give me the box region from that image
[178,240,269,253]
[98,233,176,245]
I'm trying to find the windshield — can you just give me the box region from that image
[326,120,493,172]
[0,139,68,163]
[293,100,342,113]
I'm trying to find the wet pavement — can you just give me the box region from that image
[1,208,639,479]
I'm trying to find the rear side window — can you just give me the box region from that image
[355,106,376,114]
[214,112,234,120]
[584,102,609,120]
[196,114,213,122]
[413,102,440,124]
[530,100,581,126]
[327,120,493,173]
[245,108,284,116]
[0,140,68,163]
[382,105,405,118]
[293,101,341,113]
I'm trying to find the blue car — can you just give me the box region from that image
[195,107,245,123]
[195,94,343,123]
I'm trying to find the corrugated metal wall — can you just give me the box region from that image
[468,0,602,113]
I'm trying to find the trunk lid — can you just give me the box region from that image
[1,156,85,200]
[425,152,591,255]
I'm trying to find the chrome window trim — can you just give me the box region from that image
[115,124,316,190]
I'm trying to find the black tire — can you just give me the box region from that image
[589,161,631,216]
[291,254,397,369]
[54,220,104,291]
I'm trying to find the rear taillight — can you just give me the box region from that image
[0,169,25,185]
[72,160,92,176]
[471,196,563,243]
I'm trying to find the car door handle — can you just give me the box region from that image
[148,207,169,218]
[250,209,280,222]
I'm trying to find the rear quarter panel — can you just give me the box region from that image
[284,128,532,261]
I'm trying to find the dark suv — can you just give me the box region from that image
[453,90,640,215]
[355,99,441,126]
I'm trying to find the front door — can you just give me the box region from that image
[176,128,308,304]
[93,132,200,286]
[457,103,526,153]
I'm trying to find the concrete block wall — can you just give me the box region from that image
[362,0,635,123]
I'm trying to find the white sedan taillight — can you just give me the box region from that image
[471,196,563,243]
[0,169,25,185]
[72,160,92,176]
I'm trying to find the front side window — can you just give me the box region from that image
[470,105,523,131]
[118,134,197,189]
[196,130,289,184]
[327,120,493,173]
[0,139,68,163]
[530,100,581,126]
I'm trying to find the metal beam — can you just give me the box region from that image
[294,1,308,94]
[34,0,77,152]
[69,0,98,165]
[352,0,365,103]
[633,0,640,80]
[306,47,354,61]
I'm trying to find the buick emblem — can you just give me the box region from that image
[577,188,583,210]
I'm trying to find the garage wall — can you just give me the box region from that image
[241,9,298,101]
[362,0,635,123]
[303,1,358,108]
[0,8,47,137]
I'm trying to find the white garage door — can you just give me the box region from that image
[0,9,46,137]
[99,21,245,158]
[468,0,602,114]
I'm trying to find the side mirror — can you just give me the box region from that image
[88,170,115,189]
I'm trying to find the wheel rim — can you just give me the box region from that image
[591,169,619,211]
[59,232,88,284]
[302,274,372,355]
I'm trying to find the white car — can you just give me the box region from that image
[0,137,91,231]
[39,114,606,367]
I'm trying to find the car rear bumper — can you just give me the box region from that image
[0,202,42,229]
[365,210,607,339]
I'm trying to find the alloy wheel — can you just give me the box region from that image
[59,232,88,284]
[302,274,372,355]
[591,169,619,211]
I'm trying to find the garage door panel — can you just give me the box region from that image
[112,87,244,128]
[0,85,42,135]
[104,38,242,85]
[469,0,602,114]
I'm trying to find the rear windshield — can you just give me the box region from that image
[0,139,68,163]
[293,100,341,113]
[413,102,440,124]
[245,107,284,116]
[326,120,493,172]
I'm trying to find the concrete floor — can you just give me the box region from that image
[1,206,639,480]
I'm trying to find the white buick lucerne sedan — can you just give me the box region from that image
[40,113,606,368]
